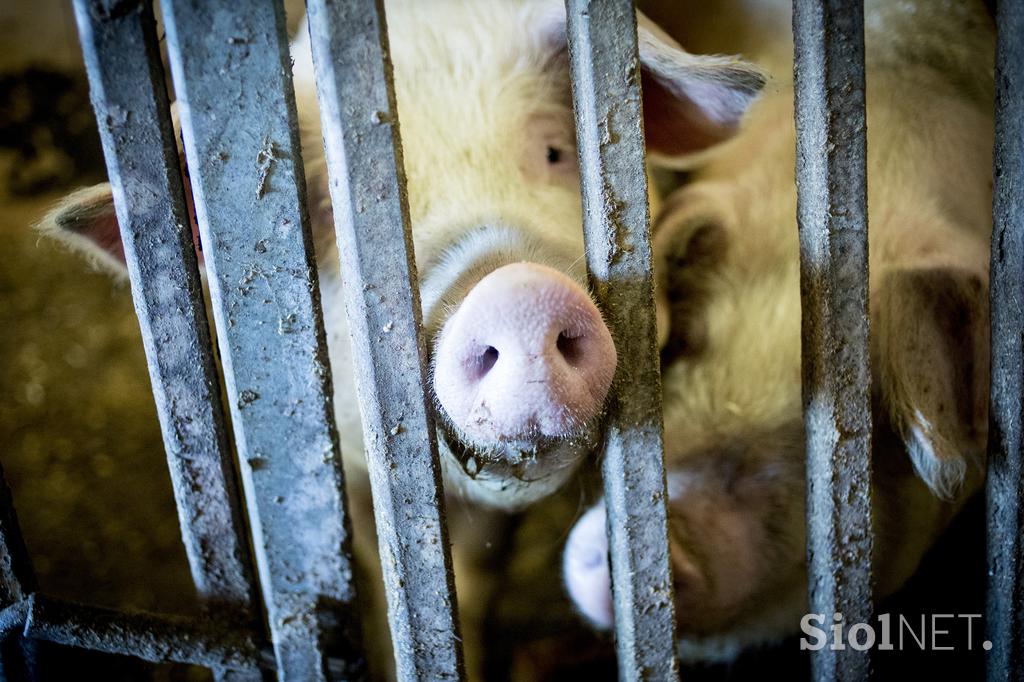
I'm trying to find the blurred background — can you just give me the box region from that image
[0,1,988,680]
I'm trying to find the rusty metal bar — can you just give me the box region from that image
[987,0,1024,679]
[70,6,264,681]
[15,594,270,671]
[302,1,465,680]
[564,1,679,679]
[0,460,37,680]
[158,1,362,678]
[792,1,873,681]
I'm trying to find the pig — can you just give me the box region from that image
[563,0,994,663]
[39,0,765,512]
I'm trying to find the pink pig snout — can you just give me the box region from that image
[563,504,613,629]
[434,262,616,443]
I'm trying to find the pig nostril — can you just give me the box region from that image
[474,346,499,378]
[557,331,583,366]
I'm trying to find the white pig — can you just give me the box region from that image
[41,0,764,512]
[564,0,994,663]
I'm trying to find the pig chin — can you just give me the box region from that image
[437,420,601,511]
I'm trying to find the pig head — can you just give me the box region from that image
[38,0,764,510]
[564,0,993,660]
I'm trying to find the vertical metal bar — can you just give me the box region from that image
[987,0,1024,679]
[792,2,873,681]
[302,1,465,680]
[0,461,37,681]
[564,1,678,680]
[158,1,362,679]
[0,465,34,613]
[70,7,264,680]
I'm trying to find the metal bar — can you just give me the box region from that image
[0,461,37,681]
[564,1,678,679]
[987,0,1024,679]
[70,7,264,680]
[0,602,29,639]
[0,464,34,609]
[158,1,362,678]
[18,594,270,671]
[302,1,465,680]
[792,1,873,681]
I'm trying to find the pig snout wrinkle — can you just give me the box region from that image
[564,505,614,630]
[434,262,616,444]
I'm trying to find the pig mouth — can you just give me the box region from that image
[437,422,601,509]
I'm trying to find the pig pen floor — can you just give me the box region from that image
[0,47,989,682]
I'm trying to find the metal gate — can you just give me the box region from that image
[0,0,1020,681]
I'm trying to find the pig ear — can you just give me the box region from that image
[37,183,129,276]
[873,265,989,499]
[38,102,206,277]
[651,187,732,359]
[635,16,765,163]
[654,215,728,360]
[39,175,206,277]
[539,9,764,163]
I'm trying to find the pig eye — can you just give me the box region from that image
[521,113,577,183]
[542,143,576,178]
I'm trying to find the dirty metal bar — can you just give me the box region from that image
[565,1,679,679]
[0,461,37,680]
[159,1,362,678]
[0,601,29,639]
[792,1,873,681]
[987,0,1024,679]
[0,463,35,614]
[70,6,264,680]
[18,594,270,671]
[303,1,465,680]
